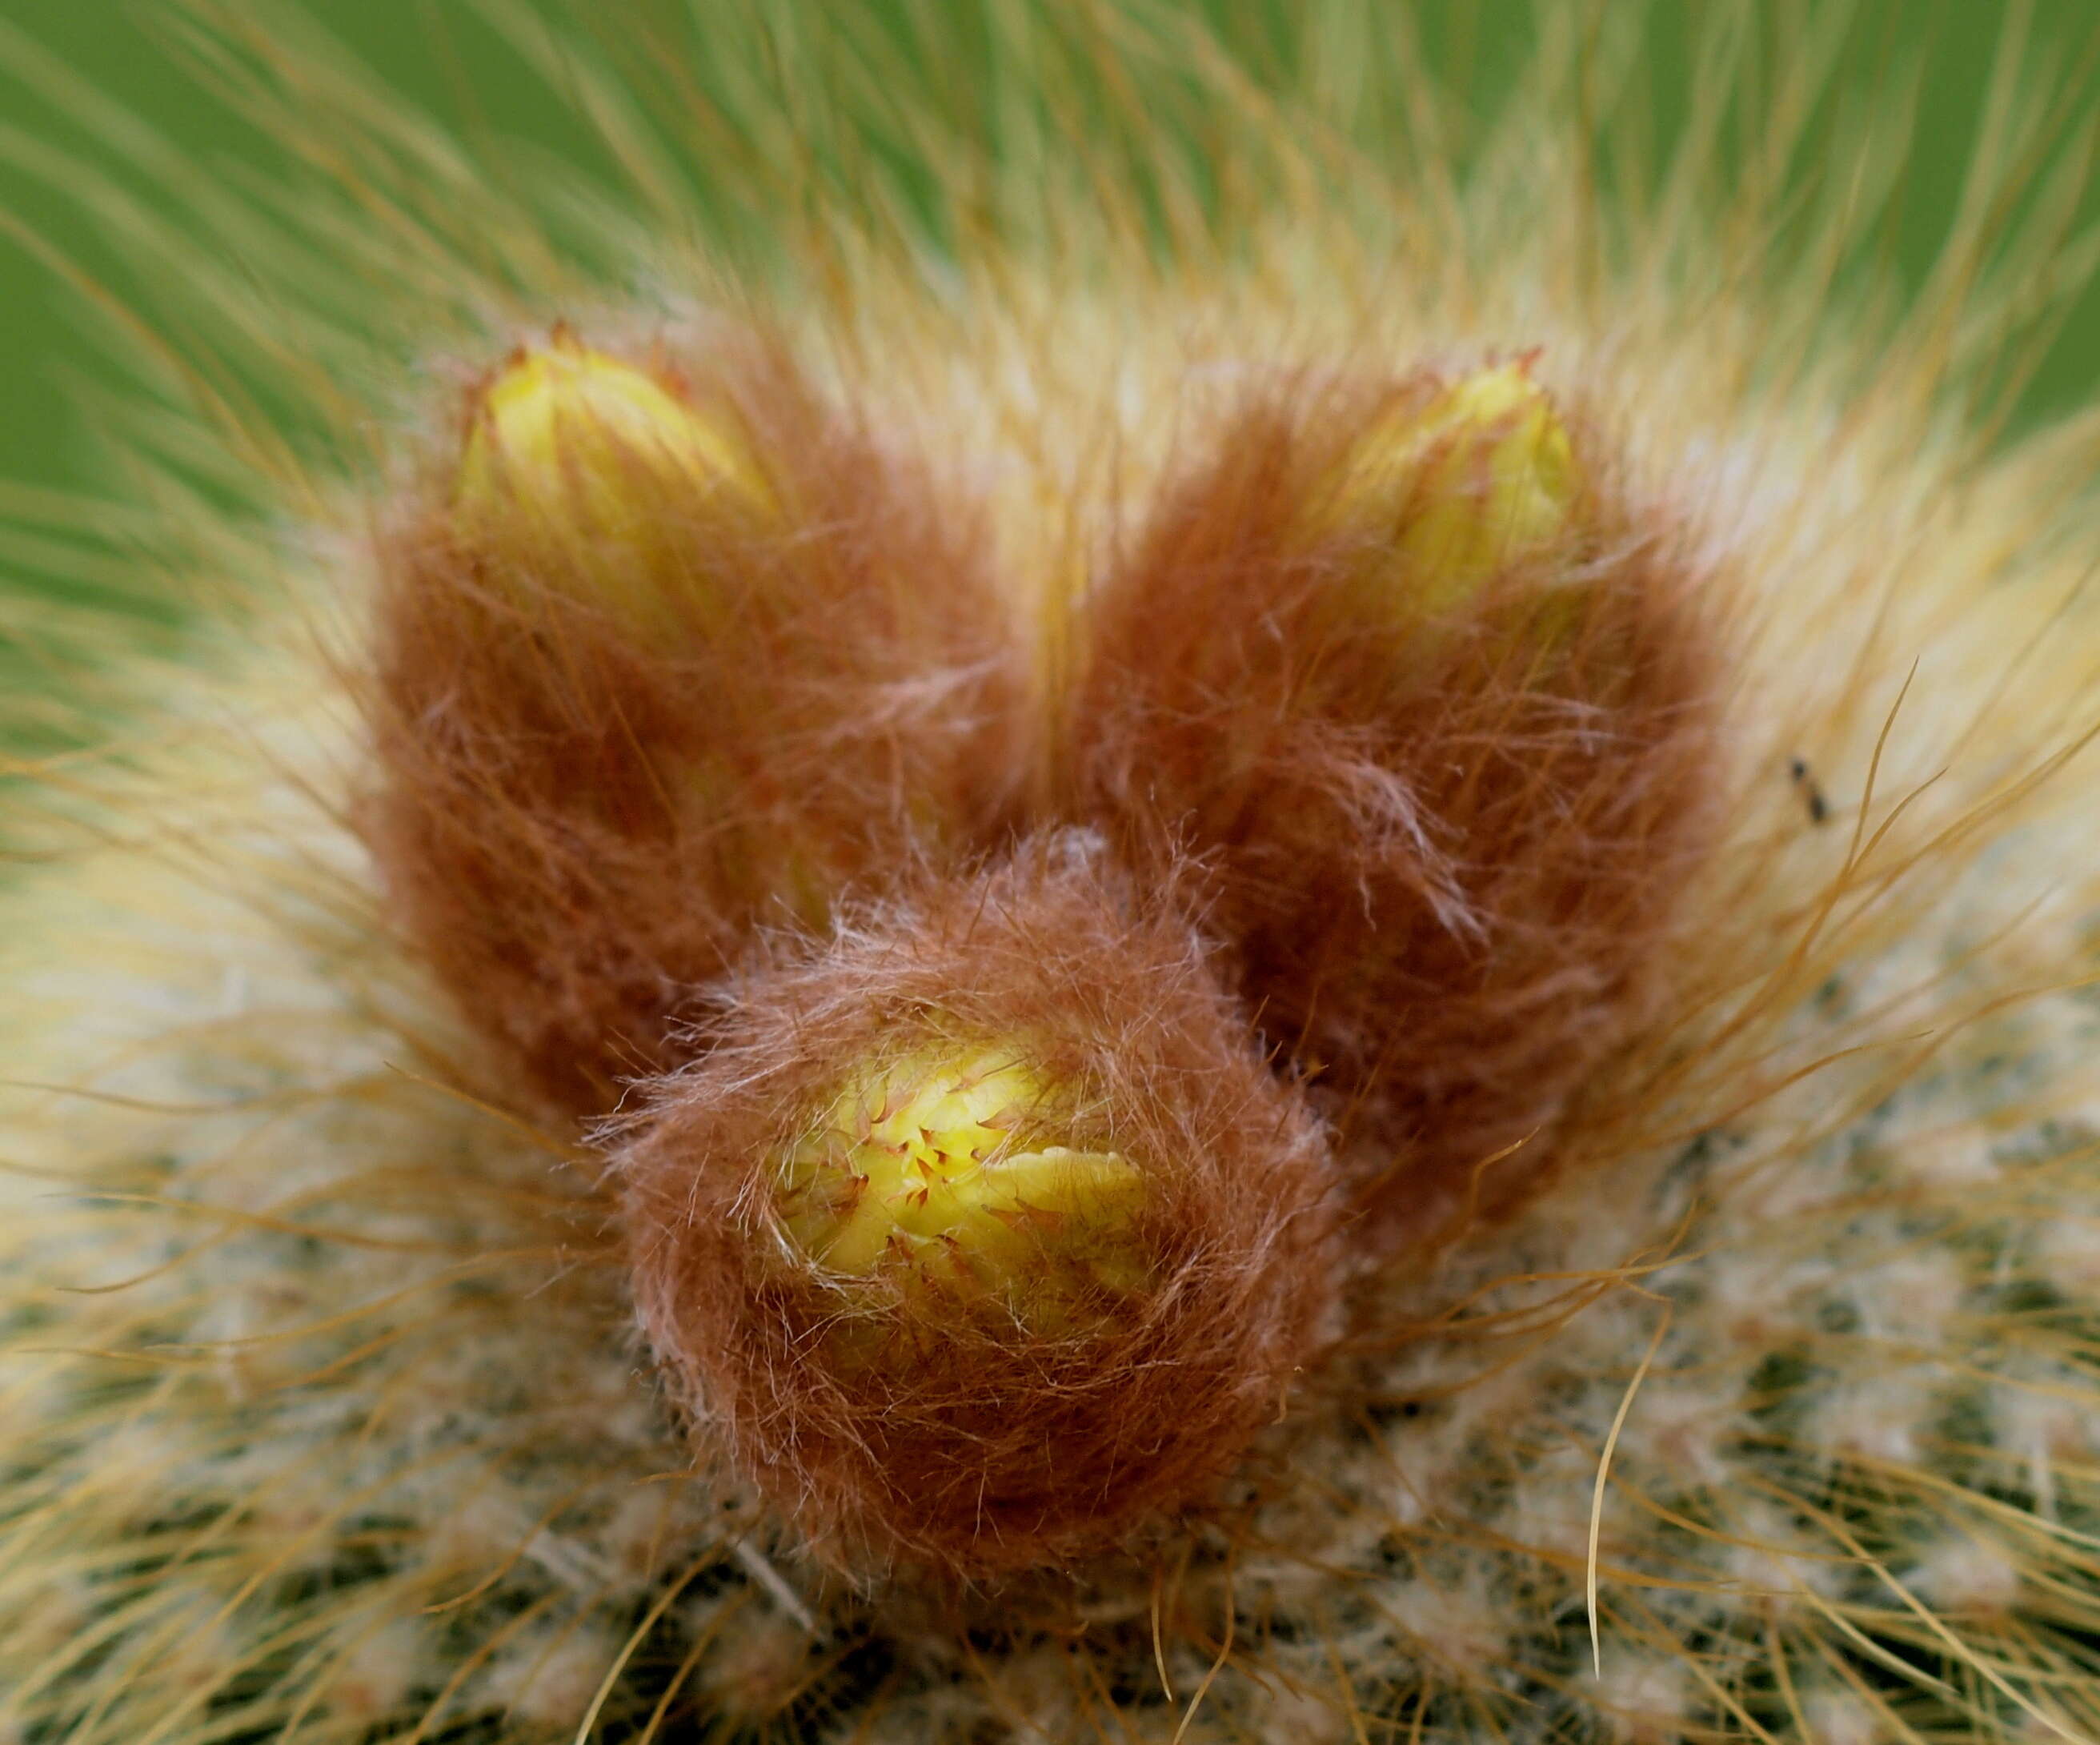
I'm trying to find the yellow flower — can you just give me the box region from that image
[773,1045,1148,1318]
[1327,358,1580,612]
[456,331,771,537]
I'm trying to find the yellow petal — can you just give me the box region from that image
[1329,359,1580,612]
[772,1046,1151,1322]
[457,333,771,533]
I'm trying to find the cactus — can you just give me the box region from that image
[1317,356,1583,612]
[3,7,2100,1744]
[456,332,775,542]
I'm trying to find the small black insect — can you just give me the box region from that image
[1789,755,1830,825]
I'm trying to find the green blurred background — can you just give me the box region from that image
[0,0,2095,503]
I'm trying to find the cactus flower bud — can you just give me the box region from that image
[1071,354,1718,1251]
[1323,357,1581,612]
[616,848,1339,1576]
[366,329,1026,1112]
[774,1045,1148,1312]
[456,329,771,536]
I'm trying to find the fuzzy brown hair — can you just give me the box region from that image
[613,840,1341,1580]
[1066,369,1725,1252]
[359,327,1024,1113]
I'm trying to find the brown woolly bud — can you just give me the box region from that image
[1068,359,1722,1250]
[360,327,1024,1111]
[614,840,1340,1579]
